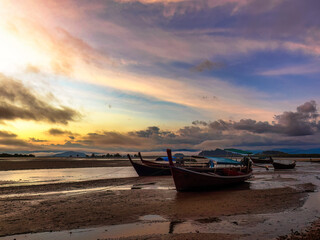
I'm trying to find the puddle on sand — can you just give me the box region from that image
[249,162,320,190]
[2,191,320,240]
[139,214,167,221]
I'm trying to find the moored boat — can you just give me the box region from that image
[167,149,253,192]
[138,152,247,173]
[129,152,248,177]
[250,156,273,164]
[127,154,171,176]
[272,160,296,169]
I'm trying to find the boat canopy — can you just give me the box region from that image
[224,148,252,155]
[156,156,176,161]
[205,156,242,165]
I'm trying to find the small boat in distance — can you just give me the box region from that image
[272,160,296,169]
[166,149,253,192]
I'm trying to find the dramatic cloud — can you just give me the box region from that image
[47,100,320,152]
[81,131,143,148]
[130,126,176,139]
[48,128,74,136]
[274,100,319,136]
[0,74,80,124]
[29,137,48,143]
[191,101,320,137]
[0,130,17,138]
[0,130,35,150]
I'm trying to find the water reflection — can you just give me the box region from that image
[0,167,138,187]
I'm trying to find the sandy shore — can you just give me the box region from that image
[0,177,316,238]
[1,159,320,239]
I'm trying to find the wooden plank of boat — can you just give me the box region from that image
[127,154,171,176]
[272,161,296,169]
[167,149,252,192]
[138,152,168,167]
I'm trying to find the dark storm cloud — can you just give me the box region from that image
[0,74,80,124]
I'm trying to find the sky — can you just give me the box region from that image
[0,0,320,155]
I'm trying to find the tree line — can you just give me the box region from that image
[0,153,35,157]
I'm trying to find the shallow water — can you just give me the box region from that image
[0,167,137,187]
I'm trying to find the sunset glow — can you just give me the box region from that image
[1,0,320,154]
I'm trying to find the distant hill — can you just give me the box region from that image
[259,150,287,156]
[52,151,86,157]
[199,148,231,157]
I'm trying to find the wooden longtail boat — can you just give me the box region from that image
[129,152,246,176]
[127,154,171,176]
[167,149,253,192]
[138,152,248,173]
[250,156,273,164]
[272,160,296,169]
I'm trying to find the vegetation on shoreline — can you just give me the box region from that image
[0,153,35,158]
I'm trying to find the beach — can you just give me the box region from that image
[1,158,320,239]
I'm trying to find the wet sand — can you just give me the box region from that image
[0,178,313,237]
[1,160,320,239]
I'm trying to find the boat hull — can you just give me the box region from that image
[170,166,252,191]
[128,155,171,176]
[272,161,296,169]
[250,157,273,164]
